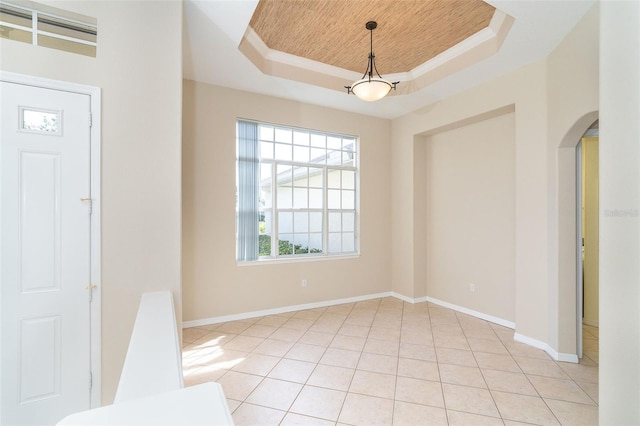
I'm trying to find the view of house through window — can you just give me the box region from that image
[236,120,358,261]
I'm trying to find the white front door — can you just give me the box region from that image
[1,81,93,425]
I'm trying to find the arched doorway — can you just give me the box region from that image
[557,111,599,361]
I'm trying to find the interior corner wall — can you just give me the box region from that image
[599,1,640,423]
[392,3,600,357]
[424,112,516,322]
[412,137,428,299]
[0,1,183,405]
[547,2,599,357]
[392,59,549,342]
[182,80,392,322]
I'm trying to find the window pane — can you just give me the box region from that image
[342,190,355,210]
[279,212,293,233]
[293,167,308,187]
[328,233,341,252]
[261,210,272,234]
[293,188,308,209]
[309,212,323,232]
[310,148,325,164]
[277,186,292,209]
[328,189,340,209]
[294,234,309,253]
[294,212,309,233]
[343,233,355,252]
[309,233,323,252]
[275,143,292,161]
[328,212,341,232]
[260,141,273,159]
[293,131,309,146]
[343,138,356,150]
[310,133,325,148]
[275,127,292,143]
[327,169,341,189]
[279,234,294,255]
[343,212,355,232]
[342,170,355,189]
[259,125,274,141]
[327,136,341,150]
[22,109,59,133]
[260,188,272,208]
[309,189,323,208]
[260,162,272,180]
[308,168,323,188]
[342,151,355,165]
[259,234,272,257]
[326,150,342,166]
[277,164,292,179]
[293,145,310,163]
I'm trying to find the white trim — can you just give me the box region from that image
[0,70,102,407]
[238,253,360,267]
[37,30,97,47]
[183,292,393,328]
[425,296,516,329]
[576,141,584,359]
[390,292,428,304]
[514,333,579,364]
[182,290,581,364]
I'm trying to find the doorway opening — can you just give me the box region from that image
[576,120,599,365]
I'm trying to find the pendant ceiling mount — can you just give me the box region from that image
[345,21,399,102]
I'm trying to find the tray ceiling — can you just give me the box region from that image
[249,0,496,75]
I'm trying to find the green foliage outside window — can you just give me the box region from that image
[259,234,323,256]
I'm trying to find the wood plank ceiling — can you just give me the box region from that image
[249,0,496,75]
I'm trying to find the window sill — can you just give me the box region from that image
[237,253,360,267]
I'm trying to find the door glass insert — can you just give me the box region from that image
[20,107,61,135]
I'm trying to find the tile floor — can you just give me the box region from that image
[182,298,599,425]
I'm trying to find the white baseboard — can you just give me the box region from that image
[425,297,516,329]
[183,292,580,364]
[514,333,579,363]
[390,292,428,304]
[182,291,393,328]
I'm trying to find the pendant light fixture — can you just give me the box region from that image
[345,21,399,102]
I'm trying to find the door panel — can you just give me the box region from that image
[1,81,92,425]
[20,151,61,293]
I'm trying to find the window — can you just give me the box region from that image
[236,120,358,261]
[0,2,97,57]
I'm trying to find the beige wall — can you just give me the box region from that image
[599,1,640,423]
[425,112,515,321]
[0,1,183,404]
[548,3,599,355]
[182,80,391,321]
[391,4,599,357]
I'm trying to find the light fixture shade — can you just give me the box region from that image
[350,77,393,102]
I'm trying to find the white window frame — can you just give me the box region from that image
[236,120,360,264]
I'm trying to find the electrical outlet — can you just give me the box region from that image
[301,279,308,287]
[469,283,475,292]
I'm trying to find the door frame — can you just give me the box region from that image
[576,141,583,359]
[0,71,101,407]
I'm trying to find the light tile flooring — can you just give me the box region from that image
[182,298,599,425]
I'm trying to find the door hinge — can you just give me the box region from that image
[80,197,92,214]
[88,112,93,128]
[85,284,97,302]
[89,371,93,390]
